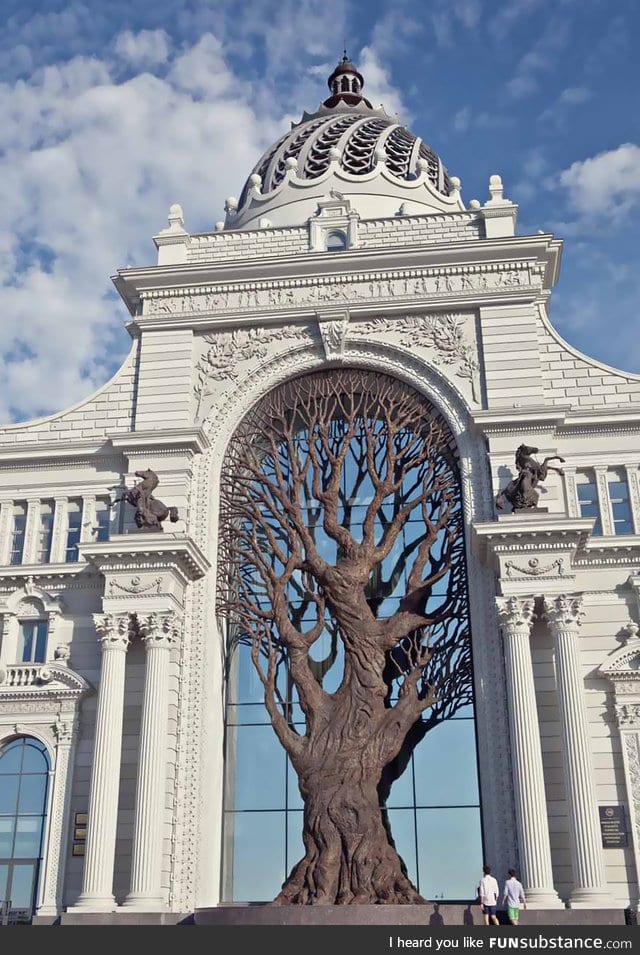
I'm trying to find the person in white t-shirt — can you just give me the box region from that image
[502,868,527,925]
[477,863,500,925]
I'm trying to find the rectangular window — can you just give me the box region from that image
[95,499,111,542]
[65,499,82,563]
[35,501,55,564]
[576,472,602,536]
[10,503,27,565]
[19,620,48,664]
[608,471,633,536]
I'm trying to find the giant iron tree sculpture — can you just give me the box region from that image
[218,370,473,905]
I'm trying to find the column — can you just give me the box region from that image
[121,612,180,910]
[496,596,563,907]
[543,595,613,907]
[71,613,131,911]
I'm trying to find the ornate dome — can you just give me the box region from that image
[225,55,462,230]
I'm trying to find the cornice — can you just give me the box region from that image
[113,233,561,314]
[0,563,100,583]
[79,533,210,582]
[108,427,210,456]
[472,515,593,561]
[574,537,640,568]
[473,404,640,438]
[0,439,119,466]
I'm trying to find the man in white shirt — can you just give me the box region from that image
[502,868,527,925]
[478,864,500,925]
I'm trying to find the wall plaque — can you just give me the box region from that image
[599,805,628,848]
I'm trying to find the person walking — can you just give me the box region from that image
[502,868,527,925]
[478,864,500,925]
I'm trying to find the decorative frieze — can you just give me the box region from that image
[143,262,539,317]
[505,557,565,578]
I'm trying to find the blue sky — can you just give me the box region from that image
[0,0,639,423]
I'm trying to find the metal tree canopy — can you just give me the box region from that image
[218,369,473,905]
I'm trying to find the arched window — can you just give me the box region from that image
[0,737,50,921]
[325,231,347,252]
[219,370,482,903]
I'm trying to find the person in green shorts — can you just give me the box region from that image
[502,868,526,925]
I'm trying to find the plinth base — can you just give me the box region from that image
[194,904,626,926]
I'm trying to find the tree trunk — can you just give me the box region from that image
[273,754,426,905]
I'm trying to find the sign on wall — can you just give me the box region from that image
[599,806,628,848]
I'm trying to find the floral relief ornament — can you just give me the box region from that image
[194,325,310,418]
[353,314,479,400]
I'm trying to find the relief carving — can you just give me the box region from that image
[145,266,534,317]
[505,557,565,578]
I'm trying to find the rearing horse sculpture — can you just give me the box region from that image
[495,444,565,512]
[110,469,179,531]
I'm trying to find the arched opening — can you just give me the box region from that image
[217,369,481,904]
[326,231,347,252]
[0,737,50,922]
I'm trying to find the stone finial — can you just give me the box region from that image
[54,644,71,666]
[449,176,461,200]
[329,146,341,162]
[623,620,640,644]
[249,173,262,192]
[259,217,273,228]
[167,203,184,231]
[468,199,481,209]
[225,196,238,214]
[285,156,298,171]
[488,174,504,201]
[214,221,224,231]
[416,157,429,175]
[374,145,386,164]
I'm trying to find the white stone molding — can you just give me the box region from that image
[23,499,42,566]
[49,497,69,564]
[472,516,590,597]
[563,468,580,519]
[37,711,80,916]
[0,580,64,665]
[599,635,640,905]
[122,612,181,911]
[140,261,542,321]
[317,310,349,360]
[80,495,97,544]
[543,595,613,907]
[496,596,563,907]
[594,467,615,537]
[70,612,132,912]
[624,465,640,535]
[0,501,13,565]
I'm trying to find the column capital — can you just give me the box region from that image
[496,595,536,631]
[136,611,181,650]
[542,594,585,632]
[93,612,132,651]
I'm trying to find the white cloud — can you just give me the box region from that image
[357,46,410,123]
[0,34,284,423]
[114,29,171,68]
[453,107,471,133]
[557,143,640,220]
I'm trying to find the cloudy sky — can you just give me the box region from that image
[1,0,638,424]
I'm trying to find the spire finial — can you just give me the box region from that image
[324,51,371,109]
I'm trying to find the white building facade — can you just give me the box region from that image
[1,58,640,923]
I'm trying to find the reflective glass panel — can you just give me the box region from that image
[413,720,479,806]
[0,818,14,856]
[417,807,483,900]
[0,776,19,814]
[230,725,286,810]
[14,818,42,858]
[227,811,285,902]
[18,775,47,815]
[8,863,35,908]
[386,808,418,888]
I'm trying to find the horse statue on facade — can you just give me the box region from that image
[495,444,565,512]
[110,469,179,531]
